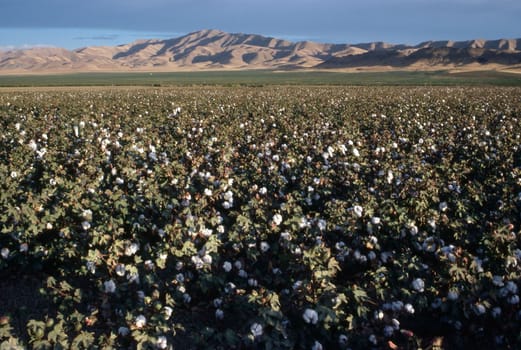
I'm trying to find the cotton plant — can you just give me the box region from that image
[1,87,521,349]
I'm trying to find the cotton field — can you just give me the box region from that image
[0,86,520,349]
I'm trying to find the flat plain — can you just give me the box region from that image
[1,69,521,87]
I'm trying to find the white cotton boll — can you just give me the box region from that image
[439,202,448,212]
[28,139,38,151]
[118,326,130,336]
[213,298,223,308]
[293,281,303,290]
[82,209,92,220]
[125,243,139,256]
[19,243,28,252]
[272,214,283,226]
[371,217,381,225]
[81,221,91,231]
[302,308,319,324]
[492,275,504,287]
[134,315,146,329]
[338,334,349,346]
[280,231,291,241]
[148,151,158,161]
[311,341,323,350]
[115,264,126,276]
[299,217,310,228]
[506,281,518,294]
[86,261,96,274]
[386,170,394,184]
[104,280,116,293]
[391,301,404,311]
[202,254,212,265]
[491,307,502,318]
[183,293,191,304]
[352,147,360,157]
[156,336,168,349]
[412,278,425,292]
[353,205,363,218]
[408,223,418,235]
[176,273,184,283]
[474,303,486,315]
[422,237,437,253]
[391,318,400,330]
[384,325,394,337]
[250,323,263,337]
[447,289,459,301]
[404,303,415,314]
[223,190,233,201]
[215,309,224,320]
[322,152,329,161]
[200,227,213,238]
[375,310,384,320]
[260,241,270,253]
[191,256,204,269]
[157,229,165,238]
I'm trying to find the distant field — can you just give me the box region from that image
[1,70,521,86]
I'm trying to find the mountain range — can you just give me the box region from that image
[1,29,521,73]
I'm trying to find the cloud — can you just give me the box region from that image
[74,35,119,41]
[0,44,55,51]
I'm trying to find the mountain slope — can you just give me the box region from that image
[0,29,520,73]
[317,47,521,69]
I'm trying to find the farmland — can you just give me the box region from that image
[1,86,521,349]
[1,70,521,87]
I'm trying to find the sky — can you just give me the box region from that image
[0,0,520,50]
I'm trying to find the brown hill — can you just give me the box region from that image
[316,47,521,69]
[0,29,520,73]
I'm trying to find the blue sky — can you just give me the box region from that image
[0,0,520,50]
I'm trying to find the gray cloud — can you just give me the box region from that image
[74,35,119,41]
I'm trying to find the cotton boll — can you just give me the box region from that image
[302,308,319,324]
